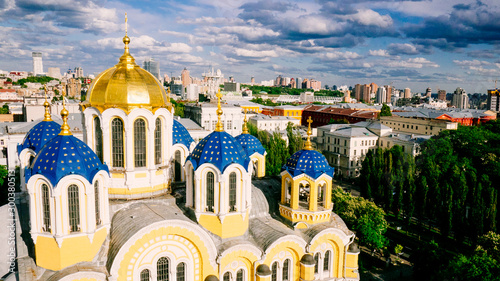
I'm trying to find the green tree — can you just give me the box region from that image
[444,248,500,281]
[0,104,9,114]
[286,122,303,155]
[379,103,392,116]
[331,188,388,251]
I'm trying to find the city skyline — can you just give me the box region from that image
[1,0,500,93]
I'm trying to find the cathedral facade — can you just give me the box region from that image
[15,26,359,281]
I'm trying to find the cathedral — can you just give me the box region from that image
[14,23,360,281]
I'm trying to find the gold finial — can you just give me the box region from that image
[242,108,249,134]
[43,85,52,121]
[59,89,72,136]
[118,12,135,67]
[215,89,224,131]
[303,116,313,150]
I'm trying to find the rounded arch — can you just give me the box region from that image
[133,117,148,168]
[108,219,218,280]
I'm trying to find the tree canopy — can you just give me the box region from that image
[379,103,392,117]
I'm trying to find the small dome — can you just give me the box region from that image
[301,253,315,265]
[256,264,272,276]
[18,120,60,154]
[282,149,334,179]
[25,135,109,186]
[235,134,266,156]
[204,275,219,281]
[82,37,168,113]
[187,131,250,172]
[173,119,194,148]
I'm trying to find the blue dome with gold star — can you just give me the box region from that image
[235,134,266,156]
[187,131,250,172]
[173,119,194,148]
[25,134,109,186]
[282,150,334,179]
[18,120,60,154]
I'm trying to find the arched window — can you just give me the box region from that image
[299,183,310,208]
[271,262,278,281]
[174,150,181,182]
[155,118,162,165]
[206,172,214,212]
[41,184,51,232]
[94,116,103,163]
[236,269,244,281]
[176,262,185,281]
[111,118,124,167]
[317,184,325,207]
[314,253,320,274]
[323,250,331,272]
[68,184,80,232]
[95,181,100,225]
[283,259,290,281]
[223,272,230,281]
[229,172,237,212]
[285,180,291,205]
[134,119,147,167]
[140,269,150,281]
[157,257,169,281]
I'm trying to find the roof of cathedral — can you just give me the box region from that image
[282,149,334,179]
[234,133,266,156]
[187,131,250,172]
[25,134,108,186]
[173,119,194,148]
[17,120,60,154]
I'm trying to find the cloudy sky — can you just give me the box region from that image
[1,0,500,93]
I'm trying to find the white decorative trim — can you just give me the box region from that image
[55,236,64,248]
[57,271,107,281]
[264,235,307,255]
[308,228,354,248]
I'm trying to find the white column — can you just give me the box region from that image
[102,121,111,167]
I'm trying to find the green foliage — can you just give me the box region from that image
[379,103,392,116]
[247,124,289,176]
[170,98,185,117]
[250,97,281,106]
[12,76,58,86]
[331,188,388,250]
[286,122,303,156]
[412,241,447,280]
[0,104,9,114]
[328,118,349,124]
[444,247,500,281]
[0,165,8,186]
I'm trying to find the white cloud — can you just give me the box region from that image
[319,51,361,60]
[383,57,439,68]
[349,9,393,28]
[369,49,390,57]
[453,59,491,67]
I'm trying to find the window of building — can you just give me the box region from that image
[176,262,185,281]
[324,250,331,272]
[157,257,169,281]
[236,269,244,281]
[212,120,217,130]
[140,269,150,281]
[344,140,347,146]
[207,172,214,212]
[353,150,356,156]
[95,181,100,225]
[271,262,278,281]
[227,120,232,130]
[174,150,182,182]
[229,172,237,212]
[314,253,320,274]
[204,121,209,129]
[283,259,290,281]
[223,272,230,281]
[111,118,124,167]
[317,184,324,207]
[134,119,147,167]
[94,116,103,163]
[42,184,51,232]
[155,118,162,165]
[68,184,80,232]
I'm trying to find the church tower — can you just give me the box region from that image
[279,117,335,229]
[235,109,266,177]
[25,91,110,271]
[81,14,173,199]
[185,91,253,238]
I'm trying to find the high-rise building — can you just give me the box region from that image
[290,78,295,88]
[487,89,500,112]
[181,67,190,87]
[32,52,43,76]
[143,58,160,80]
[425,87,432,98]
[384,85,392,104]
[296,77,302,89]
[74,67,83,78]
[404,88,411,99]
[354,84,362,101]
[310,79,321,91]
[376,87,387,104]
[251,76,255,84]
[361,84,371,103]
[369,82,378,95]
[438,89,447,101]
[47,67,61,79]
[452,87,469,109]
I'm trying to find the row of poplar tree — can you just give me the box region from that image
[358,120,500,242]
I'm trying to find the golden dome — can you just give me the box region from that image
[82,34,169,114]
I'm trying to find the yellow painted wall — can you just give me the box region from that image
[300,264,315,281]
[116,226,217,281]
[108,182,168,195]
[308,233,345,278]
[219,249,259,281]
[263,241,304,281]
[251,154,265,178]
[198,210,249,238]
[35,227,107,271]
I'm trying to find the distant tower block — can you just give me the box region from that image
[251,76,255,84]
[32,52,43,76]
